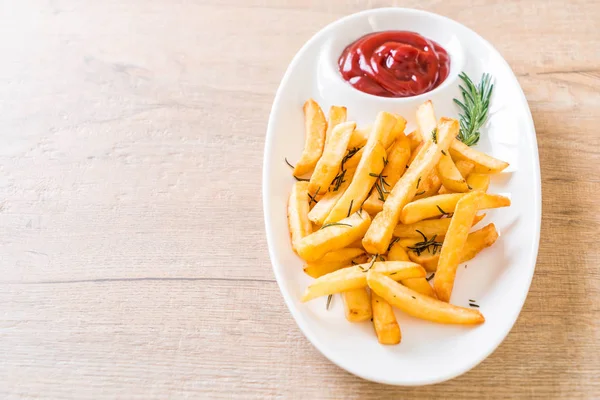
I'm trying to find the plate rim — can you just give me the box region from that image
[262,7,542,386]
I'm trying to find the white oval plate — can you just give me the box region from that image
[262,8,541,386]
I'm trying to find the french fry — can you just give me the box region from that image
[301,261,426,302]
[400,193,510,224]
[455,160,475,177]
[438,160,475,194]
[362,118,457,254]
[407,141,426,166]
[414,169,442,200]
[340,146,364,169]
[348,125,371,149]
[324,105,347,145]
[407,130,423,151]
[363,133,411,214]
[416,100,437,140]
[367,271,485,325]
[437,152,470,192]
[343,288,372,322]
[406,223,499,271]
[398,237,444,249]
[407,248,441,272]
[296,210,371,262]
[467,173,491,192]
[287,181,312,252]
[434,191,484,302]
[323,140,386,224]
[348,240,365,250]
[375,112,403,149]
[387,241,436,298]
[325,112,399,216]
[449,140,509,174]
[460,223,499,262]
[387,115,407,148]
[308,121,356,196]
[303,248,367,278]
[294,99,327,176]
[387,240,410,262]
[371,291,401,344]
[307,168,356,225]
[394,214,486,238]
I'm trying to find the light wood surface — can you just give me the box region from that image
[1,1,599,398]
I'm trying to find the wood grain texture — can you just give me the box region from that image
[0,0,599,398]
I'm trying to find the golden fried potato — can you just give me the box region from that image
[405,222,499,272]
[460,223,499,262]
[371,291,401,344]
[407,141,427,166]
[416,100,437,141]
[449,140,509,174]
[375,112,403,149]
[296,210,371,262]
[407,248,441,272]
[324,105,347,145]
[394,214,486,238]
[362,118,458,254]
[347,125,371,149]
[387,242,436,298]
[343,288,372,322]
[294,99,327,176]
[308,121,356,196]
[287,181,312,252]
[323,140,386,224]
[437,152,470,192]
[455,160,475,178]
[301,261,425,302]
[467,173,491,192]
[400,193,510,224]
[435,191,484,302]
[413,169,443,200]
[407,130,423,151]
[387,240,409,262]
[363,133,411,214]
[307,168,356,225]
[303,248,367,278]
[367,271,485,324]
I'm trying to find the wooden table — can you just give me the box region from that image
[1,1,598,398]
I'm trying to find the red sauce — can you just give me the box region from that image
[338,31,450,98]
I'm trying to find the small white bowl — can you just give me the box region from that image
[263,8,541,386]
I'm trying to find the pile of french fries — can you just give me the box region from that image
[287,99,510,345]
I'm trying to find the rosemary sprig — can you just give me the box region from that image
[284,158,310,181]
[331,169,347,192]
[341,147,361,170]
[407,230,443,256]
[362,255,378,273]
[453,72,494,146]
[347,199,354,217]
[320,222,352,230]
[308,187,320,205]
[431,128,437,144]
[426,272,435,282]
[326,294,333,310]
[436,205,448,216]
[370,172,390,201]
